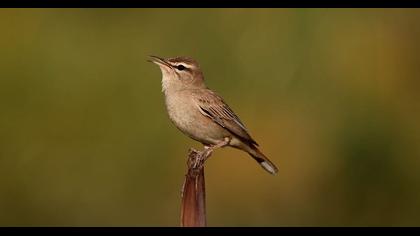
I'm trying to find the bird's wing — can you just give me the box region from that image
[192,89,258,146]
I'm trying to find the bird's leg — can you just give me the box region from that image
[211,137,231,149]
[202,137,230,163]
[190,138,231,169]
[192,137,231,169]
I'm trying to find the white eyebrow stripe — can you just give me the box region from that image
[173,62,193,68]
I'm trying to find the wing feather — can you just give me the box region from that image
[192,89,258,146]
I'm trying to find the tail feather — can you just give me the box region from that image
[248,146,278,175]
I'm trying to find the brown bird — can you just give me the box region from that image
[149,55,278,175]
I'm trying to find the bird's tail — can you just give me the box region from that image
[248,146,278,175]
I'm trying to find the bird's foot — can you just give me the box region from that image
[201,137,230,162]
[189,137,231,170]
[192,150,209,170]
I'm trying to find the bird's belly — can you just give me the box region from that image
[165,94,227,145]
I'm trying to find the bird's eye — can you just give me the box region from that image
[176,65,186,71]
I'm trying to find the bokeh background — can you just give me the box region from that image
[1,8,420,226]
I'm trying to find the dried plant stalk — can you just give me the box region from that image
[180,148,211,227]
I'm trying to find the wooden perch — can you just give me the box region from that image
[180,148,213,227]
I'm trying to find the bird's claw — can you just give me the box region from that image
[188,138,231,170]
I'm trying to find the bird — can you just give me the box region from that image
[148,55,278,175]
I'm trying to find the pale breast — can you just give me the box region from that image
[163,90,228,145]
[164,91,196,132]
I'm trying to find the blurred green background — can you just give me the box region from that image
[1,8,420,226]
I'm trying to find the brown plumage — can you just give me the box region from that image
[149,55,278,175]
[192,89,258,146]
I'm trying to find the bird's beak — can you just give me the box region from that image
[148,55,172,69]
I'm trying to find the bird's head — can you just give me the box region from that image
[148,55,206,92]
